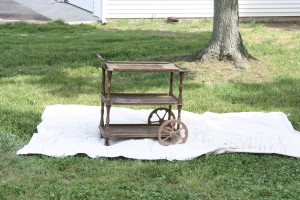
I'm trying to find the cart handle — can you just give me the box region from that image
[96,54,105,63]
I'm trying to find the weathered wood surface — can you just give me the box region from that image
[102,125,168,138]
[97,54,187,145]
[148,107,175,125]
[104,62,185,72]
[158,119,189,146]
[101,93,180,105]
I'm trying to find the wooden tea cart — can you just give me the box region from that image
[96,54,188,146]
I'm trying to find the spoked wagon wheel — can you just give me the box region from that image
[148,107,175,125]
[158,119,188,146]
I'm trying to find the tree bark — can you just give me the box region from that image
[193,0,254,69]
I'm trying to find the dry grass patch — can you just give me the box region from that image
[275,34,299,49]
[265,22,300,32]
[178,60,270,86]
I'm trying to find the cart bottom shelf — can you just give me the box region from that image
[100,124,167,138]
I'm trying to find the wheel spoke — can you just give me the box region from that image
[158,119,188,146]
[161,129,170,135]
[155,112,162,120]
[163,135,172,141]
[162,111,167,119]
[177,127,185,133]
[171,137,175,144]
[149,108,175,125]
[176,128,186,138]
[171,122,176,130]
[163,126,172,132]
[175,134,184,139]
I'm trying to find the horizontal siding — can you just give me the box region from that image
[240,0,300,17]
[104,0,300,18]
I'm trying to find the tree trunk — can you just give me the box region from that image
[195,0,254,69]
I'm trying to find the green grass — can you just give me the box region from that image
[0,20,300,199]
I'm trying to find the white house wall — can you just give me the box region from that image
[94,0,101,18]
[68,0,94,12]
[239,0,300,17]
[103,0,300,19]
[105,0,214,18]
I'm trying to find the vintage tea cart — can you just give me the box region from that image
[97,54,188,146]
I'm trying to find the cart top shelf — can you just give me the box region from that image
[103,61,185,72]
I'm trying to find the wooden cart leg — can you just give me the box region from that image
[177,105,182,120]
[100,101,104,127]
[104,71,112,146]
[177,105,182,129]
[178,71,184,128]
[169,72,174,96]
[178,72,184,104]
[100,100,104,138]
[168,72,174,121]
[105,105,111,146]
[168,105,172,120]
[100,67,106,139]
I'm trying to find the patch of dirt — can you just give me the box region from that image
[60,176,70,183]
[237,60,271,83]
[275,34,299,48]
[265,21,300,32]
[178,60,270,86]
[242,22,300,48]
[104,27,129,31]
[178,60,238,85]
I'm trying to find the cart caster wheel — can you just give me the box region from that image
[148,107,175,125]
[105,139,109,146]
[158,119,188,146]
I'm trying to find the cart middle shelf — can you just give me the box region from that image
[101,93,181,105]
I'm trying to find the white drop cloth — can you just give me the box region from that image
[17,105,300,160]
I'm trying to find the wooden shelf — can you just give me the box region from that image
[101,93,181,105]
[97,55,186,145]
[100,124,167,138]
[104,62,185,72]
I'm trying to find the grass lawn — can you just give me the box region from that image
[0,19,300,199]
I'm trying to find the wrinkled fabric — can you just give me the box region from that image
[17,105,300,160]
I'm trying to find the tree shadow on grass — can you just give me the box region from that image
[0,107,41,139]
[0,27,211,71]
[1,64,101,98]
[0,26,212,139]
[0,27,211,98]
[31,65,100,98]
